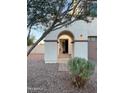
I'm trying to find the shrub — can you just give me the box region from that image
[68,57,95,88]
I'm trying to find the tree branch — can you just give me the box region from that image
[27,25,32,40]
[52,18,77,31]
[27,14,58,56]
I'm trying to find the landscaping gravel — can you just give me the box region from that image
[27,55,97,93]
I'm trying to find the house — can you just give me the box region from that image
[44,18,97,63]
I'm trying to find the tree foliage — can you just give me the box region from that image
[27,0,97,56]
[27,35,35,46]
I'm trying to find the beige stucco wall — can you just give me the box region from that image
[44,18,97,63]
[27,44,44,54]
[45,20,88,40]
[45,42,57,63]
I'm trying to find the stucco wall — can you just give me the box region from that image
[88,41,97,61]
[45,21,88,40]
[88,18,97,36]
[44,42,57,63]
[74,42,88,60]
[27,44,44,54]
[44,18,97,63]
[45,18,97,41]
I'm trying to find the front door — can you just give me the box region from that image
[65,39,68,53]
[60,39,68,54]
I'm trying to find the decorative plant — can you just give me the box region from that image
[68,57,95,88]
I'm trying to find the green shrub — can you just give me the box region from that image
[68,57,95,88]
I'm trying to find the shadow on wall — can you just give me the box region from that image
[88,41,97,62]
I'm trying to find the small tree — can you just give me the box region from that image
[27,35,35,46]
[27,0,97,56]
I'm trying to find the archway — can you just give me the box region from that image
[57,31,74,59]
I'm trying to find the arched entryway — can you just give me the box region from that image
[57,31,74,61]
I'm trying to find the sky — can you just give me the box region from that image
[30,26,43,40]
[29,25,44,44]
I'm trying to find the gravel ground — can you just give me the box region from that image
[27,54,97,93]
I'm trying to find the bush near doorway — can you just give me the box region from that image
[68,57,95,88]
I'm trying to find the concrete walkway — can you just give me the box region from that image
[58,63,69,71]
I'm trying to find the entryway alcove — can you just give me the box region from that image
[57,31,74,63]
